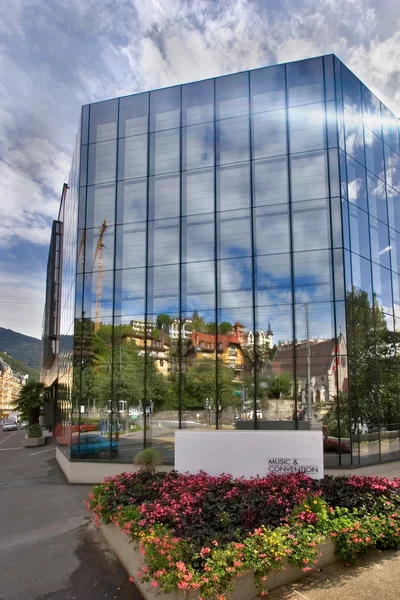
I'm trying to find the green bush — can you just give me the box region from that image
[27,424,42,438]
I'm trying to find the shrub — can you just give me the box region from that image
[324,438,351,454]
[27,424,42,438]
[133,448,163,474]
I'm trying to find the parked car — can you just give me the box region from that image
[71,434,118,458]
[20,421,28,429]
[3,422,18,432]
[72,423,98,433]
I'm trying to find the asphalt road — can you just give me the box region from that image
[0,428,143,600]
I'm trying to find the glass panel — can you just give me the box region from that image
[326,102,338,148]
[217,257,253,309]
[250,65,285,113]
[89,99,118,143]
[339,149,347,198]
[346,156,367,212]
[341,64,361,117]
[385,144,400,193]
[292,198,331,251]
[372,263,393,314]
[216,72,249,120]
[329,148,340,197]
[255,254,292,306]
[149,128,180,176]
[252,109,286,159]
[362,85,382,138]
[324,55,335,102]
[390,228,400,274]
[367,173,387,224]
[147,264,179,315]
[181,261,215,312]
[148,218,180,266]
[81,105,89,146]
[86,184,115,229]
[87,140,117,185]
[182,213,214,263]
[119,93,148,137]
[217,163,250,211]
[252,157,288,207]
[295,301,334,340]
[294,250,333,303]
[114,268,146,316]
[382,104,400,154]
[351,253,372,304]
[80,145,88,187]
[337,102,345,151]
[84,225,115,274]
[183,168,214,216]
[183,122,214,170]
[370,217,390,268]
[182,79,214,126]
[349,203,370,259]
[78,187,86,229]
[393,272,400,319]
[331,197,342,248]
[217,116,250,165]
[118,134,147,180]
[150,86,180,132]
[364,127,385,179]
[334,57,342,103]
[334,248,345,300]
[287,57,324,106]
[254,204,290,255]
[290,151,328,202]
[289,103,325,153]
[387,186,400,232]
[149,173,180,220]
[217,209,252,259]
[83,270,114,321]
[115,222,146,270]
[117,178,147,225]
[344,108,364,165]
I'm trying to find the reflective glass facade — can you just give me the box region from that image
[47,55,400,467]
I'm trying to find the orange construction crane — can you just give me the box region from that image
[91,220,108,331]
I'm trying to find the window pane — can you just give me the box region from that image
[341,64,361,117]
[216,72,249,120]
[295,301,334,340]
[84,225,114,273]
[364,127,384,179]
[86,184,115,228]
[372,264,393,314]
[294,250,333,302]
[362,86,381,138]
[290,151,328,202]
[351,253,372,303]
[367,173,387,224]
[182,79,214,126]
[370,217,390,268]
[183,214,214,263]
[334,248,345,300]
[83,270,114,319]
[326,102,338,148]
[384,144,400,193]
[390,228,400,274]
[253,157,288,207]
[183,168,214,216]
[324,55,335,102]
[149,173,180,220]
[217,163,250,211]
[250,65,285,112]
[149,128,180,176]
[329,148,340,197]
[89,99,118,143]
[289,103,325,153]
[80,145,88,187]
[117,178,147,224]
[255,253,292,306]
[217,116,249,165]
[292,198,331,251]
[346,156,367,212]
[150,87,180,132]
[256,305,293,347]
[115,222,146,270]
[181,261,215,311]
[114,268,145,316]
[387,186,400,232]
[183,122,214,170]
[217,209,252,259]
[147,264,179,315]
[393,272,400,318]
[287,57,324,106]
[218,257,253,308]
[252,109,286,159]
[382,105,400,154]
[254,204,290,255]
[119,93,148,137]
[118,134,147,180]
[331,197,342,248]
[87,140,117,185]
[148,218,179,266]
[81,105,89,145]
[349,203,370,259]
[344,108,364,165]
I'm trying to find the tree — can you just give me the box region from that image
[183,358,238,410]
[13,381,45,425]
[218,322,233,335]
[267,372,292,399]
[156,314,172,333]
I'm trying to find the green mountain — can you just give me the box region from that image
[0,352,39,381]
[0,328,41,370]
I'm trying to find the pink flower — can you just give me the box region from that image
[129,576,135,583]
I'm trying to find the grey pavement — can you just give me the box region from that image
[0,429,143,600]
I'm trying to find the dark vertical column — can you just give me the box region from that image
[178,85,183,430]
[144,93,151,449]
[213,80,219,430]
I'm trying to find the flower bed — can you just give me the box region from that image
[87,472,400,599]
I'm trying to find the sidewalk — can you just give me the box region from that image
[325,460,400,478]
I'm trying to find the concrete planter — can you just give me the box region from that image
[100,523,337,600]
[24,436,46,447]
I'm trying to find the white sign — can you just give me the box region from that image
[175,431,323,479]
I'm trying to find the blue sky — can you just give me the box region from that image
[0,0,399,338]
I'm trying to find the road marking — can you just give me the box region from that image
[0,447,21,451]
[0,433,14,446]
[293,590,311,600]
[29,447,56,456]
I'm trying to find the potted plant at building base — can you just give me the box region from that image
[13,381,46,447]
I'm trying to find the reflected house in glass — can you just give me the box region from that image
[41,54,400,477]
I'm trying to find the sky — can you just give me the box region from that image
[0,0,399,339]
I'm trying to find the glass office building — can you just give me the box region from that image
[43,55,400,468]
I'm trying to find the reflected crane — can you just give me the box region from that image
[91,220,108,331]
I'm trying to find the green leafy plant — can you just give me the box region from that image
[133,448,163,474]
[13,381,46,425]
[27,423,42,438]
